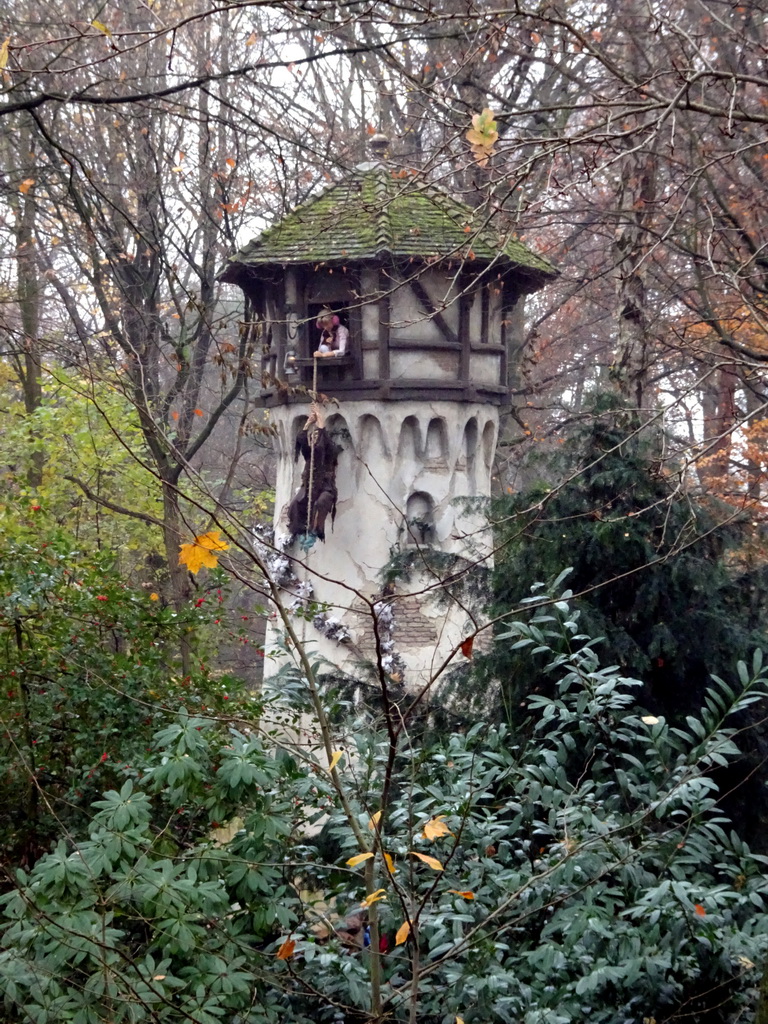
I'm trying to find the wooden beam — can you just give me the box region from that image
[378,270,390,380]
[408,278,459,346]
[458,278,470,381]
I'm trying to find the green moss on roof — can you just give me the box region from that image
[223,167,557,284]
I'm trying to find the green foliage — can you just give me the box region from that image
[1,599,767,1023]
[0,526,254,866]
[0,368,163,564]
[486,406,768,721]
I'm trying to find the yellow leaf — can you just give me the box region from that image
[448,890,475,900]
[149,592,159,601]
[410,851,444,871]
[152,974,166,980]
[466,108,498,167]
[395,920,410,945]
[382,851,396,875]
[641,715,660,725]
[0,38,9,70]
[246,31,258,46]
[737,955,755,969]
[91,19,112,35]
[19,178,34,194]
[360,888,387,907]
[472,130,498,146]
[195,531,229,551]
[422,815,453,841]
[276,938,295,960]
[368,810,382,831]
[178,531,229,574]
[328,750,343,772]
[456,1018,465,1024]
[346,851,374,868]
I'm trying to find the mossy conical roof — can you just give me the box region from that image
[222,165,557,292]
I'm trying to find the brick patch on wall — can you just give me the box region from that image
[393,596,438,648]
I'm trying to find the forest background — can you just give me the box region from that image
[2,1,768,1023]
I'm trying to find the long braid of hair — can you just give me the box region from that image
[305,355,319,536]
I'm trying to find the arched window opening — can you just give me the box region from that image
[404,491,435,547]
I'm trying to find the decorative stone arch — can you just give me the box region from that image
[463,416,479,490]
[358,413,389,460]
[273,419,288,459]
[482,419,496,468]
[425,417,448,463]
[291,414,309,451]
[325,412,354,503]
[397,415,422,462]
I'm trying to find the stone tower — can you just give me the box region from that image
[221,142,556,689]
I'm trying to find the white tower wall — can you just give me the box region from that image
[262,399,498,692]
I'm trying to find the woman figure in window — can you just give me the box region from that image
[314,307,349,358]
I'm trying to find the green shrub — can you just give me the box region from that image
[0,529,252,866]
[1,598,766,1023]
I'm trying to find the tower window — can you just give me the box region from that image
[404,491,435,546]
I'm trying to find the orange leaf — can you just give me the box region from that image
[448,890,475,900]
[194,408,203,416]
[171,411,179,420]
[368,810,382,831]
[382,851,395,875]
[149,592,159,601]
[694,903,706,917]
[395,920,410,945]
[225,157,236,168]
[19,178,34,194]
[410,851,443,871]
[422,815,453,840]
[276,938,295,960]
[460,636,474,658]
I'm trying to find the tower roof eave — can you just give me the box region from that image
[220,167,558,292]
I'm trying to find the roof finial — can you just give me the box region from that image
[368,133,390,160]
